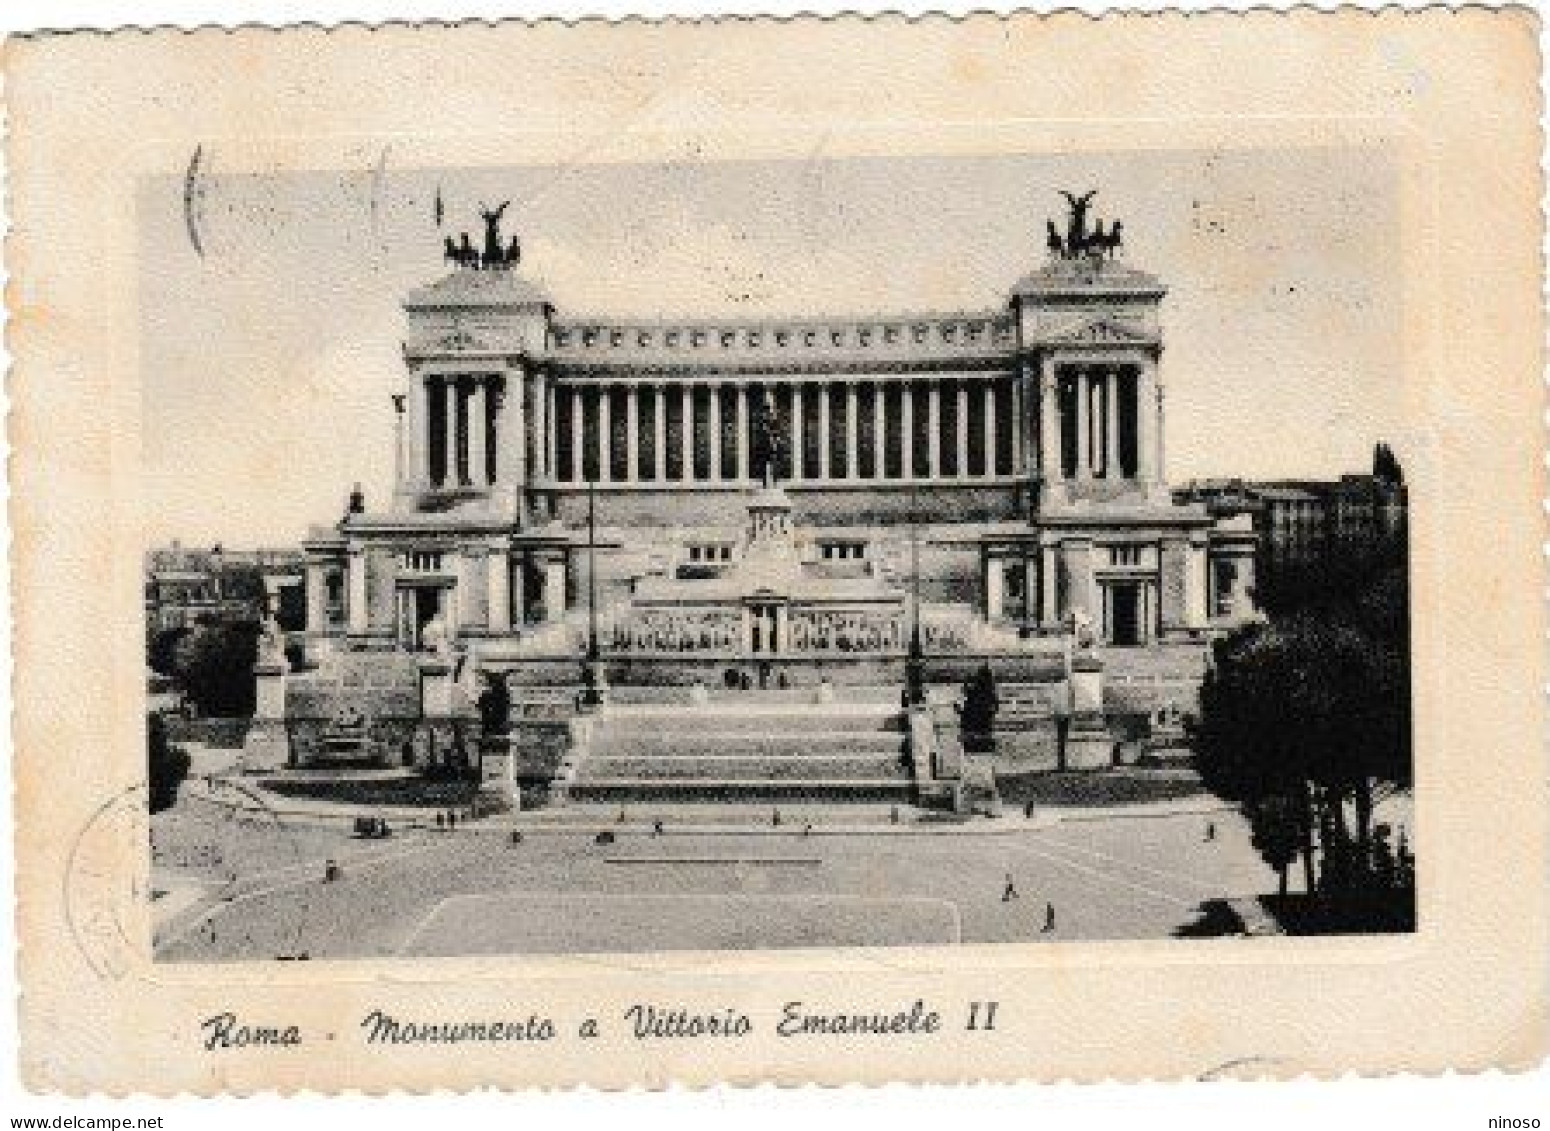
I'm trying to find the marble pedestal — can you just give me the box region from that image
[1063,653,1116,771]
[240,660,291,772]
[419,657,454,717]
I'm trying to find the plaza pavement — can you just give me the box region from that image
[152,785,1279,960]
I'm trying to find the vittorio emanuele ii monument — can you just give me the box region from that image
[253,191,1261,811]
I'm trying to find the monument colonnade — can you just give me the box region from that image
[395,359,1165,494]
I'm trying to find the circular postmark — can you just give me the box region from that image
[65,764,340,974]
[64,782,152,981]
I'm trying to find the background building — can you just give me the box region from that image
[1176,447,1408,608]
[144,543,307,634]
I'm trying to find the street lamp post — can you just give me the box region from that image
[579,476,607,712]
[1022,469,1044,638]
[905,477,926,708]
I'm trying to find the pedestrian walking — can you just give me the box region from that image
[772,808,782,827]
[1001,872,1019,902]
[510,829,523,846]
[1205,821,1216,842]
[435,811,444,830]
[447,810,457,831]
[890,806,900,825]
[653,819,664,837]
[1043,902,1056,932]
[1024,800,1035,819]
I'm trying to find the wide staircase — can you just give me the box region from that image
[561,697,917,805]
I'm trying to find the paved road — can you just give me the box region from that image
[153,800,1277,960]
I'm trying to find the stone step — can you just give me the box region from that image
[603,708,905,735]
[566,779,917,805]
[588,731,906,758]
[576,753,913,782]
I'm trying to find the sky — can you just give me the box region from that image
[139,144,1404,547]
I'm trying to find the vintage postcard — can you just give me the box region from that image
[5,8,1546,1093]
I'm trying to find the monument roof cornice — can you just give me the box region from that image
[543,353,1013,378]
[544,309,1017,373]
[1011,255,1166,300]
[404,268,553,311]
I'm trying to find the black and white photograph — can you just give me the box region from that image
[143,149,1414,960]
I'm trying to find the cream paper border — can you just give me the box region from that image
[5,9,1545,1093]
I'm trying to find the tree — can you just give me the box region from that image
[960,662,999,754]
[1373,442,1404,486]
[171,620,260,717]
[477,672,512,735]
[147,714,190,814]
[147,625,188,677]
[1195,604,1410,896]
[1248,795,1302,899]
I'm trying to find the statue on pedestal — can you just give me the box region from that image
[421,611,450,657]
[478,200,510,268]
[1060,189,1098,257]
[750,388,787,487]
[1068,606,1098,654]
[257,612,288,669]
[1048,190,1124,261]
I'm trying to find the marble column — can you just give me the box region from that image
[442,379,459,487]
[1021,549,1037,624]
[408,379,426,487]
[445,550,466,634]
[625,385,640,483]
[871,379,886,480]
[736,383,750,481]
[654,383,668,481]
[347,547,368,635]
[511,555,527,626]
[531,370,547,482]
[708,381,722,481]
[506,372,527,489]
[982,380,997,477]
[1133,365,1152,483]
[1041,544,1059,623]
[541,375,555,482]
[597,382,612,483]
[392,393,407,489]
[1075,369,1092,480]
[818,381,832,480]
[305,560,328,632]
[1039,360,1061,486]
[985,556,1005,620]
[1185,538,1209,629]
[1145,365,1166,486]
[927,379,941,478]
[956,379,969,479]
[1009,370,1024,475]
[570,386,585,483]
[487,547,511,633]
[543,556,567,624]
[680,383,694,481]
[788,383,802,480]
[468,379,488,486]
[1105,369,1121,480]
[901,380,915,478]
[845,380,859,480]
